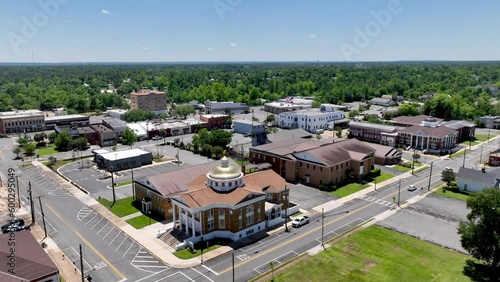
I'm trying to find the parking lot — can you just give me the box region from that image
[288,183,337,211]
[378,194,468,252]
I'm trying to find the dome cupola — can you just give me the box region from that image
[207,156,244,192]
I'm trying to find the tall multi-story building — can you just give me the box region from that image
[130,89,167,114]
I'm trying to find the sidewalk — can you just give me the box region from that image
[33,160,228,268]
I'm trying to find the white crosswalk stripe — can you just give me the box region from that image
[359,195,396,208]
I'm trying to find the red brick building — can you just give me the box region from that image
[200,114,231,130]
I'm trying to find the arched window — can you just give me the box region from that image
[218,209,225,229]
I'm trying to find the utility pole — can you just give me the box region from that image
[28,182,35,225]
[463,147,467,167]
[79,244,84,282]
[411,148,416,174]
[397,179,401,207]
[111,154,117,206]
[131,167,135,201]
[232,252,235,282]
[15,174,21,211]
[35,195,47,239]
[427,162,433,191]
[321,208,325,248]
[284,185,289,232]
[374,177,377,191]
[479,144,484,166]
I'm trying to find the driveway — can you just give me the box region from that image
[377,194,468,253]
[287,183,337,212]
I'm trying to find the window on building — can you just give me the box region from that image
[218,209,225,229]
[307,164,309,169]
[208,210,214,230]
[222,182,225,187]
[246,205,254,225]
[238,209,242,228]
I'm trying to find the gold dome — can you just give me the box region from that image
[208,157,242,180]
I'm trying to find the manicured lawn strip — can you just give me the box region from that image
[435,187,470,201]
[126,215,158,229]
[374,172,394,183]
[97,196,139,217]
[393,165,411,172]
[273,225,471,282]
[37,144,59,156]
[50,159,75,170]
[451,149,467,158]
[414,166,429,174]
[116,180,132,187]
[474,134,493,142]
[173,244,222,259]
[332,183,370,197]
[232,157,250,166]
[460,140,480,146]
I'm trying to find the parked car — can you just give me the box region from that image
[152,135,162,141]
[291,216,310,228]
[2,225,30,234]
[1,219,25,231]
[408,185,417,191]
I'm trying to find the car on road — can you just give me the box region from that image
[291,216,310,228]
[408,185,417,192]
[152,135,162,141]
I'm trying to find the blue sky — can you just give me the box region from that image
[1,0,499,62]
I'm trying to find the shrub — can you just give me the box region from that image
[319,184,337,192]
[370,168,381,177]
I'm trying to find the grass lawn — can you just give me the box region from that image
[273,225,471,282]
[474,134,493,142]
[435,187,470,201]
[393,165,411,172]
[97,196,140,217]
[116,180,132,187]
[49,159,75,170]
[460,140,480,146]
[126,214,158,229]
[173,244,222,259]
[231,157,250,166]
[374,172,394,183]
[451,149,467,159]
[37,144,59,156]
[332,183,370,197]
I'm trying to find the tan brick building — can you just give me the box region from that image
[249,138,376,187]
[133,158,289,244]
[130,89,167,114]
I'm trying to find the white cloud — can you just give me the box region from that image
[309,33,317,39]
[141,47,149,50]
[229,42,238,47]
[207,47,215,52]
[101,9,112,15]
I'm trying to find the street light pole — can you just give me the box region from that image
[411,148,416,175]
[479,144,484,166]
[463,147,467,167]
[15,174,21,211]
[284,185,289,232]
[35,195,47,239]
[321,208,324,249]
[374,177,377,191]
[131,167,135,201]
[427,162,433,191]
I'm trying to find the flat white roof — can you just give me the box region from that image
[202,114,229,118]
[99,148,151,161]
[127,123,147,136]
[0,109,44,118]
[45,114,88,122]
[234,119,265,126]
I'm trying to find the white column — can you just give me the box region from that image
[191,211,195,238]
[409,134,413,147]
[184,210,189,235]
[427,136,430,149]
[172,202,176,229]
[179,207,183,231]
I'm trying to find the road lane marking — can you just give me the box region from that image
[133,268,170,282]
[191,267,214,282]
[46,204,126,279]
[201,264,219,276]
[96,222,109,235]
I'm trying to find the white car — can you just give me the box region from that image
[291,216,310,228]
[408,185,417,192]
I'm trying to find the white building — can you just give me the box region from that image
[275,110,345,132]
[320,104,350,112]
[457,167,500,192]
[106,109,129,120]
[127,123,147,140]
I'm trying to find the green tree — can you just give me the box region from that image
[211,146,224,159]
[265,114,275,125]
[336,127,343,138]
[173,138,180,147]
[209,130,233,148]
[413,153,421,163]
[173,105,195,119]
[121,109,155,123]
[201,144,212,157]
[54,131,73,151]
[33,133,46,143]
[348,109,359,118]
[121,128,137,147]
[73,137,89,150]
[441,169,456,187]
[397,104,420,117]
[197,129,210,146]
[48,132,57,143]
[23,143,36,156]
[458,188,500,269]
[17,137,29,146]
[13,146,22,159]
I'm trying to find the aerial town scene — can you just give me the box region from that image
[0,1,499,282]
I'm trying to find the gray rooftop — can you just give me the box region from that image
[349,121,401,132]
[457,167,500,183]
[234,119,265,126]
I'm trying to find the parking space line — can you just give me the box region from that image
[36,212,57,234]
[123,243,135,257]
[85,214,98,225]
[103,227,115,240]
[96,222,109,235]
[90,218,103,230]
[115,237,128,252]
[202,264,219,276]
[109,232,121,245]
[191,267,214,282]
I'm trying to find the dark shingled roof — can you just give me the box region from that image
[0,230,58,281]
[292,139,376,166]
[398,125,456,137]
[392,115,443,126]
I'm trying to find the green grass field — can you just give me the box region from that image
[474,134,494,142]
[332,183,370,197]
[97,196,139,217]
[435,187,470,201]
[116,180,132,187]
[173,244,222,259]
[374,172,394,183]
[451,149,467,158]
[125,214,158,229]
[273,225,471,282]
[37,144,59,156]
